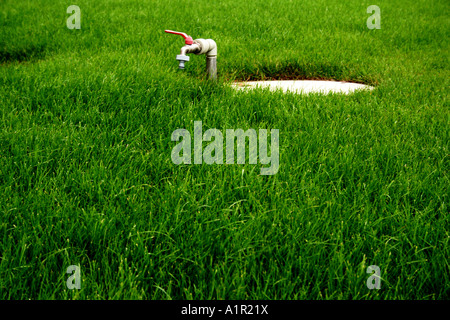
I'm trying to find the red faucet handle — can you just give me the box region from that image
[165,30,193,45]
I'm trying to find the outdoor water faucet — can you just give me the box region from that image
[165,30,217,80]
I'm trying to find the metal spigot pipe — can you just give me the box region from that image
[206,57,217,80]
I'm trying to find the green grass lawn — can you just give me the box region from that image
[0,0,448,299]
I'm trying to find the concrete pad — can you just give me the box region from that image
[231,80,374,95]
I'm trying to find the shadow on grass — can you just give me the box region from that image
[0,44,47,64]
[227,61,376,85]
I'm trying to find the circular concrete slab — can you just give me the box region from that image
[232,80,373,95]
